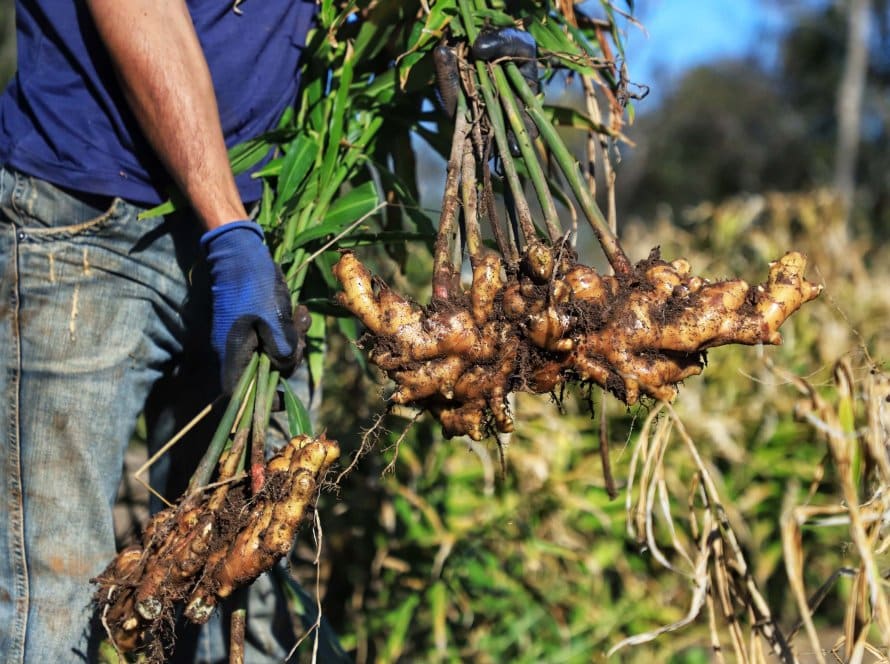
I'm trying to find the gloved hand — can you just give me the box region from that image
[471,27,540,156]
[471,27,539,94]
[201,221,301,392]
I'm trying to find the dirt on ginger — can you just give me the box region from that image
[333,246,822,440]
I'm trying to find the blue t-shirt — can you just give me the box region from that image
[0,0,316,205]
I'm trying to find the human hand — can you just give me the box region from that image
[201,221,303,391]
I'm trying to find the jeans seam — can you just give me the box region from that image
[6,228,28,664]
[10,171,31,223]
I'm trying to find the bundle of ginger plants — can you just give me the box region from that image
[94,356,340,662]
[332,2,822,441]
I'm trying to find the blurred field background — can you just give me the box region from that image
[2,0,889,661]
[301,2,890,661]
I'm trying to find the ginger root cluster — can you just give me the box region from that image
[334,247,821,440]
[93,434,339,660]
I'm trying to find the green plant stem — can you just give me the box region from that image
[456,0,537,248]
[188,353,260,493]
[460,133,482,257]
[472,61,537,247]
[230,374,259,475]
[489,64,561,242]
[457,0,480,46]
[285,247,309,300]
[265,370,281,423]
[504,62,632,275]
[250,354,272,494]
[277,204,314,264]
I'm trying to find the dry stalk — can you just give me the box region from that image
[775,358,890,662]
[432,98,470,298]
[616,401,799,662]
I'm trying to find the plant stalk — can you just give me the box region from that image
[457,0,537,249]
[505,62,632,274]
[229,591,247,664]
[433,94,470,299]
[188,353,260,493]
[460,134,482,257]
[230,378,259,477]
[250,354,272,494]
[472,61,538,247]
[489,64,561,242]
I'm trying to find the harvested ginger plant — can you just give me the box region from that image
[334,247,821,440]
[333,27,822,440]
[93,433,339,661]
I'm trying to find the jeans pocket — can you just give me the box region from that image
[2,168,135,241]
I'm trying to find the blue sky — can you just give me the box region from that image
[618,0,823,101]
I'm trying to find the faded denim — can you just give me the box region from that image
[0,167,312,663]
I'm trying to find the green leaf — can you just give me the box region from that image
[273,134,319,216]
[531,20,599,77]
[352,9,398,63]
[336,315,367,371]
[138,198,177,220]
[562,20,606,60]
[598,0,627,59]
[319,0,335,27]
[361,70,399,107]
[379,595,421,664]
[530,19,580,57]
[543,106,612,134]
[281,377,313,437]
[256,180,275,232]
[311,249,342,291]
[396,4,453,88]
[337,231,435,248]
[306,310,327,398]
[303,75,326,133]
[228,137,272,177]
[321,180,379,228]
[469,8,515,27]
[428,581,448,653]
[319,45,356,187]
[251,154,285,179]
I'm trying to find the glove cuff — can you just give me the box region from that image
[200,220,264,252]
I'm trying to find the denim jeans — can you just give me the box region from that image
[0,168,312,663]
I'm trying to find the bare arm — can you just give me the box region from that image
[86,0,244,230]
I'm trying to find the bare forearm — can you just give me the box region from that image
[86,0,244,230]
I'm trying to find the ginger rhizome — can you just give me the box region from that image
[334,247,821,441]
[93,434,339,661]
[330,34,822,441]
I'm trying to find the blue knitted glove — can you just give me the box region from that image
[202,221,299,391]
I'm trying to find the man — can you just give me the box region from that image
[0,0,316,661]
